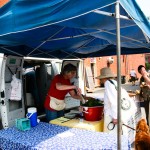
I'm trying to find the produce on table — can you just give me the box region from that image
[81,99,104,107]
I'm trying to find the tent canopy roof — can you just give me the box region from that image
[0,0,150,58]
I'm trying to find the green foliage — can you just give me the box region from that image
[145,63,150,70]
[82,99,104,107]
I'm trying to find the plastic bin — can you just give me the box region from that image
[15,118,31,131]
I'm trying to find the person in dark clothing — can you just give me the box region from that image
[138,65,150,126]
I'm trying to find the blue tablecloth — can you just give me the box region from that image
[0,122,131,150]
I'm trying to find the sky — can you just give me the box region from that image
[136,0,150,17]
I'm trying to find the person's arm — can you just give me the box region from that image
[142,72,150,85]
[105,80,118,124]
[143,76,150,85]
[69,88,82,100]
[56,83,76,90]
[51,74,76,91]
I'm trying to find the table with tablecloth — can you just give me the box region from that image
[50,117,104,132]
[0,122,131,150]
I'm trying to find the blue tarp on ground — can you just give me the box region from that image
[0,0,150,58]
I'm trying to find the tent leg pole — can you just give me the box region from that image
[116,1,122,150]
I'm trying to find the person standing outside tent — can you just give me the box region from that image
[130,69,137,86]
[138,65,150,125]
[96,67,118,133]
[44,63,83,122]
[96,67,137,134]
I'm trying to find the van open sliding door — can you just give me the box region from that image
[0,55,24,129]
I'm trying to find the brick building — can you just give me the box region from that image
[84,54,145,87]
[0,0,10,7]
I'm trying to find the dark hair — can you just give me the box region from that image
[61,63,77,75]
[138,65,145,73]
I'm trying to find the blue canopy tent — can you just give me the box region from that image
[0,0,150,149]
[0,0,150,58]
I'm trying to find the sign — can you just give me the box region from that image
[90,58,96,63]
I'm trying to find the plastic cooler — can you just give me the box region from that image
[26,107,38,127]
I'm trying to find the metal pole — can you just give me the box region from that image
[115,1,122,150]
[94,10,131,20]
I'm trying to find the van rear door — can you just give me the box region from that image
[0,55,24,129]
[62,59,85,109]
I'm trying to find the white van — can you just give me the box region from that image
[0,53,85,129]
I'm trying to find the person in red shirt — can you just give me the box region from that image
[44,63,82,122]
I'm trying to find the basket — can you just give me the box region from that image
[15,118,31,131]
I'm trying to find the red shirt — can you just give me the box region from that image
[44,74,71,110]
